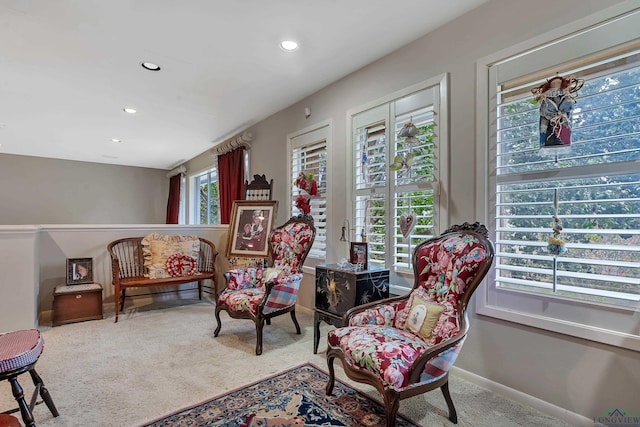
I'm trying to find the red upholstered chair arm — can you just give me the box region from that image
[343,295,409,325]
[406,312,470,385]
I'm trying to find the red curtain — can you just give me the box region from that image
[218,147,245,224]
[165,173,182,224]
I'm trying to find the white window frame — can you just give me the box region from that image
[188,165,220,225]
[476,3,640,351]
[347,74,449,294]
[287,120,332,272]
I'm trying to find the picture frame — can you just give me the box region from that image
[66,257,94,285]
[226,200,278,258]
[350,242,368,270]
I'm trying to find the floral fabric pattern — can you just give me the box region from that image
[327,231,491,393]
[269,221,314,274]
[217,287,265,314]
[328,326,430,391]
[220,219,315,315]
[224,268,264,291]
[411,234,487,344]
[395,287,456,346]
[349,301,405,327]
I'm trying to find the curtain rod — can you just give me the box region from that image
[211,131,253,156]
[166,165,186,178]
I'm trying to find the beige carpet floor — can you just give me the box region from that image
[0,299,571,427]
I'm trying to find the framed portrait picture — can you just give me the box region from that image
[350,242,368,270]
[226,200,278,258]
[66,258,94,285]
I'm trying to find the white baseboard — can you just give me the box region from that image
[451,366,593,427]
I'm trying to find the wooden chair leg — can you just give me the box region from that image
[213,307,223,337]
[325,354,336,395]
[114,283,120,323]
[9,377,35,427]
[383,389,400,427]
[255,318,264,355]
[120,289,126,311]
[441,380,458,424]
[29,368,59,417]
[290,309,301,334]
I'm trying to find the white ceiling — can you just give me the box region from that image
[0,0,487,170]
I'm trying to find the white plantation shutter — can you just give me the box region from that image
[392,108,437,272]
[351,77,446,284]
[289,125,329,260]
[493,50,640,306]
[477,7,640,350]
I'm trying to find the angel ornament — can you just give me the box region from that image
[397,121,420,145]
[531,74,584,153]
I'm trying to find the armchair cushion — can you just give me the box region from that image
[396,287,458,346]
[328,326,428,391]
[327,325,465,392]
[225,268,265,291]
[217,287,265,314]
[404,293,444,341]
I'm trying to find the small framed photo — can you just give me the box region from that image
[66,258,93,285]
[350,242,368,270]
[226,200,278,258]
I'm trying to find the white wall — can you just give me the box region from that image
[202,0,637,421]
[0,153,168,224]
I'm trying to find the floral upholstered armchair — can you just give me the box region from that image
[214,216,316,355]
[326,222,494,427]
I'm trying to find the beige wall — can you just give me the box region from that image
[0,153,168,224]
[187,0,636,421]
[0,224,230,333]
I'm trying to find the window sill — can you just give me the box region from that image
[476,284,640,352]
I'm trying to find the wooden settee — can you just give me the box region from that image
[107,236,218,322]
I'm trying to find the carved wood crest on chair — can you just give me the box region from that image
[325,222,494,426]
[214,216,316,355]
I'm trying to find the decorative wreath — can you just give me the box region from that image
[165,254,198,277]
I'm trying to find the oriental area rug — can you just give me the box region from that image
[143,363,418,427]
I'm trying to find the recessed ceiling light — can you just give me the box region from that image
[123,107,137,114]
[111,138,122,143]
[280,40,298,51]
[141,61,161,71]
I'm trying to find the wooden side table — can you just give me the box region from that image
[313,264,389,353]
[52,283,103,326]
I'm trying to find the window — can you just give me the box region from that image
[477,5,640,350]
[190,167,219,224]
[495,56,639,307]
[349,76,448,289]
[288,122,330,261]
